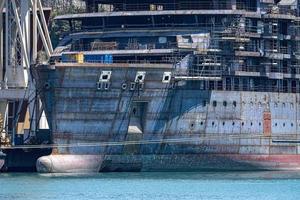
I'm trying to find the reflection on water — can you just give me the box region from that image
[1,171,300,200]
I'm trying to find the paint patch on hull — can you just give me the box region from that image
[36,155,104,173]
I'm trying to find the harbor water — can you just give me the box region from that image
[1,171,300,200]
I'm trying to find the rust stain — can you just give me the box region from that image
[263,112,271,137]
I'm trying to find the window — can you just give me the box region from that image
[223,101,227,107]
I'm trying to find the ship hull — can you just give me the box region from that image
[37,154,300,173]
[34,64,300,173]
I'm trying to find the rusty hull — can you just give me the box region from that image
[33,64,300,173]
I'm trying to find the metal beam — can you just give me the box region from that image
[21,0,30,86]
[37,0,53,53]
[0,0,5,84]
[30,0,51,58]
[36,15,51,57]
[11,0,30,69]
[0,89,27,100]
[32,0,38,63]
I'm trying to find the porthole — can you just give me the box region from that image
[44,82,51,90]
[213,101,217,107]
[232,122,235,126]
[283,123,286,127]
[190,123,195,129]
[200,121,204,126]
[250,122,253,126]
[212,122,215,126]
[291,123,294,127]
[259,122,261,126]
[223,122,225,126]
[223,101,227,107]
[275,123,277,127]
[242,122,244,126]
[233,101,237,107]
[122,83,127,90]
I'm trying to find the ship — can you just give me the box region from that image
[35,0,300,173]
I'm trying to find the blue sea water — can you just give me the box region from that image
[1,171,300,200]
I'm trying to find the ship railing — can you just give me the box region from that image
[70,42,178,52]
[58,58,183,65]
[71,2,260,15]
[263,6,297,16]
[233,65,262,73]
[224,85,297,93]
[264,47,289,54]
[84,2,257,13]
[58,22,259,37]
[181,68,224,77]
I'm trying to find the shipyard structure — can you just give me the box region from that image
[29,0,300,172]
[0,0,53,171]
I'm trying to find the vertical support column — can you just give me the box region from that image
[5,0,9,87]
[21,0,30,86]
[31,0,38,136]
[0,1,4,86]
[32,0,38,63]
[257,0,261,12]
[232,0,237,10]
